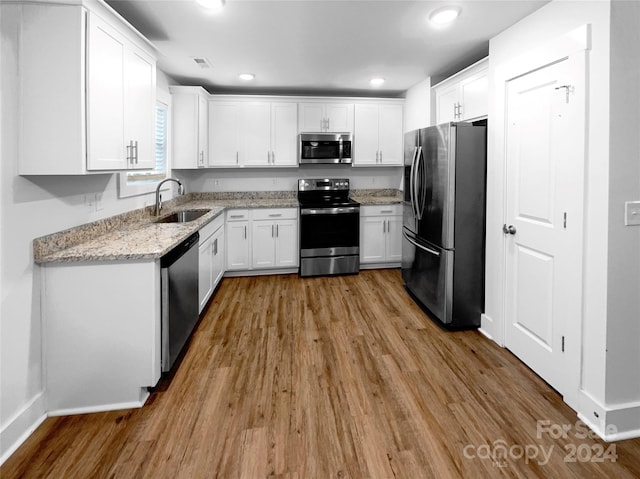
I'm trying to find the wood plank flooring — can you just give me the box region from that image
[3,269,640,478]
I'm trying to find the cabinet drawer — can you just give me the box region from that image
[199,213,224,242]
[361,204,402,217]
[251,208,298,221]
[226,209,249,221]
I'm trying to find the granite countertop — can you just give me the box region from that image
[34,192,299,264]
[351,189,403,205]
[33,189,401,264]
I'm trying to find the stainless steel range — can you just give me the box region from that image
[298,178,360,277]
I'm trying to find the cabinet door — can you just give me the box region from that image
[252,221,276,268]
[171,93,199,168]
[385,216,403,262]
[353,104,379,166]
[226,221,250,269]
[460,71,488,121]
[271,102,298,166]
[197,95,208,167]
[298,103,325,132]
[211,226,225,287]
[124,47,155,170]
[198,237,214,313]
[275,219,298,267]
[360,216,386,263]
[325,103,354,132]
[210,102,241,167]
[435,83,460,124]
[243,102,272,167]
[378,104,403,165]
[86,14,126,170]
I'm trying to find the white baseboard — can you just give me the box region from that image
[578,391,640,441]
[0,392,47,466]
[480,313,504,347]
[48,390,149,417]
[359,263,401,270]
[224,268,298,278]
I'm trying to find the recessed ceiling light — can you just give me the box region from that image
[196,0,225,12]
[370,78,385,87]
[429,6,461,25]
[238,73,255,81]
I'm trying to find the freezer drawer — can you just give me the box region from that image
[401,229,453,324]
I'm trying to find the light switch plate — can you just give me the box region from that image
[625,201,640,226]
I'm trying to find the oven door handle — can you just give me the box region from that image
[300,207,359,215]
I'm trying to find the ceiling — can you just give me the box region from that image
[106,0,548,97]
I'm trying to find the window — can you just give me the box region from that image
[118,91,171,198]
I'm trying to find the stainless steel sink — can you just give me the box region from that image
[155,209,210,223]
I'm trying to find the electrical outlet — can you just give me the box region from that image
[625,201,640,226]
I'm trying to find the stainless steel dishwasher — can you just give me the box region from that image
[161,232,199,372]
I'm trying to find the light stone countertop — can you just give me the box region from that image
[34,190,401,264]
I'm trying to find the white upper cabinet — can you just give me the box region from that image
[17,2,156,175]
[353,103,403,166]
[209,100,297,167]
[298,102,354,132]
[434,58,488,124]
[171,86,209,169]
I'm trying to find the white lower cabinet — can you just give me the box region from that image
[225,208,299,273]
[251,208,298,269]
[226,209,250,271]
[360,205,403,266]
[42,260,161,414]
[198,215,225,313]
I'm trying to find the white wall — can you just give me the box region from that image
[403,77,431,132]
[606,0,640,406]
[485,0,640,438]
[0,7,175,461]
[178,166,402,193]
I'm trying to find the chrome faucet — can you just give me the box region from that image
[154,178,185,216]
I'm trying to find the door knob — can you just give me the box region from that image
[503,224,517,235]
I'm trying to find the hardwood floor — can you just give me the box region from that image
[3,269,640,478]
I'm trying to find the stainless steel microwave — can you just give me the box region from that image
[298,133,352,164]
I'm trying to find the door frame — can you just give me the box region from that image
[487,25,589,410]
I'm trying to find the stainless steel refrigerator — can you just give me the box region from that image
[401,122,486,329]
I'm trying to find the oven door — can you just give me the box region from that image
[299,206,359,257]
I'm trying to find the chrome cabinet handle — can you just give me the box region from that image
[236,151,239,165]
[244,225,247,239]
[268,213,282,217]
[276,224,279,237]
[134,140,138,164]
[379,150,383,163]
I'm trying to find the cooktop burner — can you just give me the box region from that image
[297,178,359,208]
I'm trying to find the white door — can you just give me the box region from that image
[360,217,386,263]
[226,221,249,270]
[274,219,298,267]
[243,102,272,167]
[378,104,403,165]
[210,102,241,167]
[271,103,298,166]
[124,47,155,170]
[86,14,126,170]
[504,59,583,393]
[385,216,403,262]
[252,221,276,268]
[354,104,379,165]
[325,103,353,132]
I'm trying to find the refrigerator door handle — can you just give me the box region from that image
[415,146,424,220]
[403,231,440,256]
[409,146,419,219]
